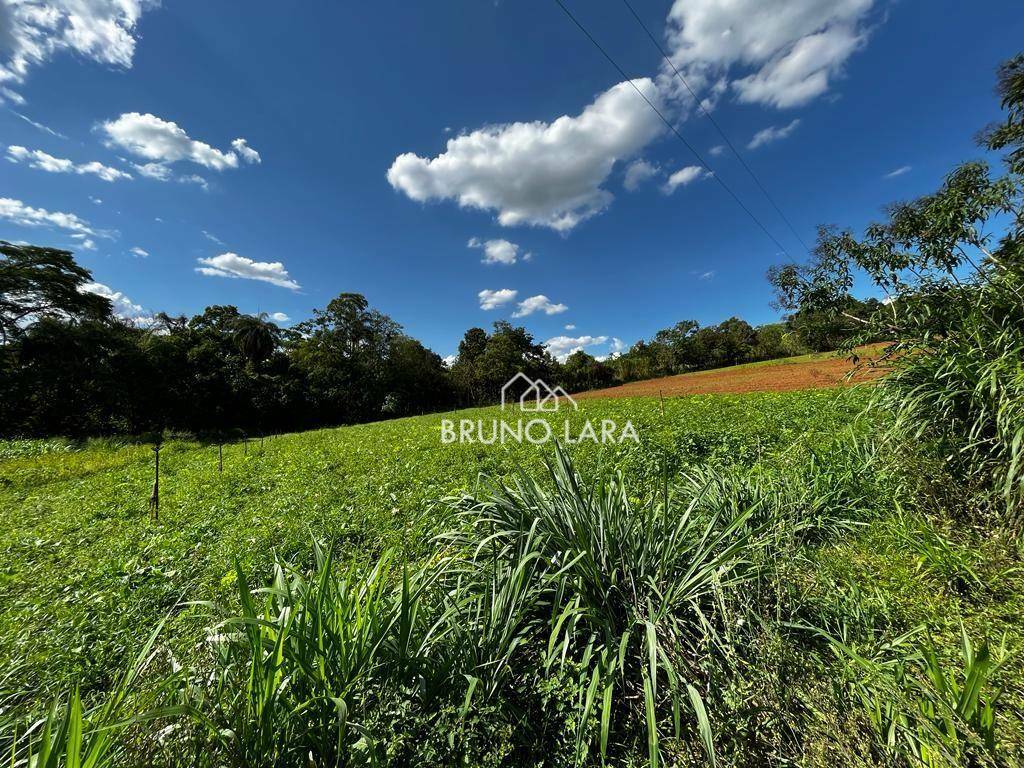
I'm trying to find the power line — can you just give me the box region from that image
[618,0,812,254]
[551,0,793,259]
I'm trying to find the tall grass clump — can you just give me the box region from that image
[184,541,439,766]
[172,446,795,766]
[822,624,1009,767]
[444,445,764,766]
[875,267,1024,523]
[1,621,181,768]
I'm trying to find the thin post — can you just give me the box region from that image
[150,445,160,521]
[218,443,223,473]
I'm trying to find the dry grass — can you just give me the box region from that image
[576,344,887,400]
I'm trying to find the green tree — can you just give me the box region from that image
[232,312,281,366]
[0,242,112,345]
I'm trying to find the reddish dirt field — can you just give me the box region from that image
[576,346,887,400]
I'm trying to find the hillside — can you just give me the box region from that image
[576,344,887,400]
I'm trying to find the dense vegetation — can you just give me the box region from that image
[1,52,1023,768]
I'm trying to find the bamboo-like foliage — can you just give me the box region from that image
[5,620,182,768]
[443,444,761,766]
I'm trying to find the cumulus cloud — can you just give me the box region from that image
[662,165,709,194]
[7,145,131,181]
[733,27,861,108]
[70,233,96,250]
[544,334,608,362]
[467,237,526,265]
[387,79,664,232]
[130,246,148,257]
[660,0,874,109]
[512,295,568,318]
[618,159,659,192]
[100,112,260,175]
[270,312,290,323]
[134,162,171,180]
[231,138,261,164]
[709,144,725,156]
[884,165,911,178]
[747,118,801,149]
[80,281,146,320]
[565,323,576,331]
[0,196,97,236]
[0,0,157,96]
[196,253,301,291]
[478,288,517,310]
[89,196,102,205]
[623,159,659,191]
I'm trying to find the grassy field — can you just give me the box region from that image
[2,386,1022,765]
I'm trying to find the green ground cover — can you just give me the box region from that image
[1,387,1021,766]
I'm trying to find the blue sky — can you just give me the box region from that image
[2,0,1022,361]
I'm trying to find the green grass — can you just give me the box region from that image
[2,386,1022,765]
[0,391,858,695]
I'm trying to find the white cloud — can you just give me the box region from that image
[89,196,102,204]
[512,294,568,318]
[608,337,626,355]
[545,334,608,362]
[133,162,171,180]
[0,0,157,93]
[478,288,517,310]
[564,323,576,330]
[80,281,145,319]
[6,145,131,181]
[884,165,911,178]
[387,79,664,232]
[747,118,801,149]
[130,246,148,257]
[100,112,260,173]
[733,26,862,108]
[709,144,725,156]
[623,159,658,191]
[442,354,457,367]
[231,138,261,164]
[1,85,25,104]
[11,111,66,139]
[196,253,300,291]
[660,0,874,109]
[467,236,526,265]
[202,230,225,245]
[269,312,290,323]
[0,196,96,235]
[662,165,709,194]
[70,234,96,250]
[178,173,209,191]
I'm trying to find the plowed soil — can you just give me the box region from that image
[576,345,887,400]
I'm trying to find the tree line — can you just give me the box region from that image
[0,241,873,438]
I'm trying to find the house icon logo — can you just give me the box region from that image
[500,372,578,412]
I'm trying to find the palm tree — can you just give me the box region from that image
[232,312,279,366]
